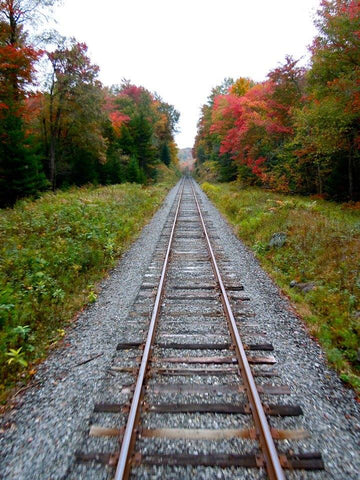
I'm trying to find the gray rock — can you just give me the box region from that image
[290,281,316,293]
[268,232,287,248]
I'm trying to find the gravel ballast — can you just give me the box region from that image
[1,179,360,480]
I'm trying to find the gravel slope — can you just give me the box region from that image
[1,179,359,480]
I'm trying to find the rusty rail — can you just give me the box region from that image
[189,179,285,480]
[114,177,285,479]
[114,179,185,480]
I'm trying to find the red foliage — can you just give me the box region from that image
[23,92,42,124]
[47,42,99,86]
[109,111,130,136]
[120,84,145,103]
[210,80,294,181]
[348,1,360,19]
[0,44,40,118]
[0,45,39,84]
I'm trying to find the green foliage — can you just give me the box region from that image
[12,325,31,339]
[0,113,48,206]
[6,348,28,367]
[127,156,146,184]
[103,82,180,185]
[160,143,171,166]
[202,182,360,393]
[0,182,171,402]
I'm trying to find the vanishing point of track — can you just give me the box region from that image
[76,177,324,479]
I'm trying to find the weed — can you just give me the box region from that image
[6,348,28,367]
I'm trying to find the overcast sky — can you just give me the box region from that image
[54,0,321,148]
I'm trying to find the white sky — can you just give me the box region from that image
[54,0,321,148]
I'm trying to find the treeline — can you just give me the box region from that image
[193,0,360,200]
[0,1,179,207]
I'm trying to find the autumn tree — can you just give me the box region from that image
[103,81,179,183]
[209,76,296,186]
[193,78,237,180]
[0,0,55,205]
[195,63,307,190]
[301,0,360,198]
[40,39,106,188]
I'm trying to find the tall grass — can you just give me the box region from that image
[202,182,360,393]
[0,182,172,402]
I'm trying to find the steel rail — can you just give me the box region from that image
[190,179,285,480]
[114,178,185,480]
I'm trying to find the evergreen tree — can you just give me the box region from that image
[126,156,145,184]
[131,113,157,178]
[0,112,47,205]
[160,143,171,166]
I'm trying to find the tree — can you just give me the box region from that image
[210,79,295,186]
[0,0,50,205]
[130,113,157,177]
[160,142,171,166]
[127,156,145,184]
[304,0,360,198]
[193,78,236,178]
[193,64,305,189]
[104,81,179,183]
[41,39,106,189]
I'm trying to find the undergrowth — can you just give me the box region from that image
[0,181,173,403]
[202,182,360,394]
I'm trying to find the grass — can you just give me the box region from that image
[0,181,175,403]
[202,181,360,393]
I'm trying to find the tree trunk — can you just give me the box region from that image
[317,163,323,195]
[9,9,19,102]
[49,136,56,191]
[49,76,56,190]
[348,148,353,201]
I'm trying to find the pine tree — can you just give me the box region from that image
[160,143,171,166]
[126,156,145,184]
[0,111,47,205]
[131,114,157,178]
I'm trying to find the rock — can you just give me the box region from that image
[300,282,316,293]
[290,281,316,293]
[269,232,287,248]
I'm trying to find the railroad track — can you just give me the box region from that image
[76,177,324,479]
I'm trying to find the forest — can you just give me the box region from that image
[0,0,179,208]
[193,0,360,201]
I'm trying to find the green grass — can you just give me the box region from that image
[202,182,360,393]
[0,181,174,402]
